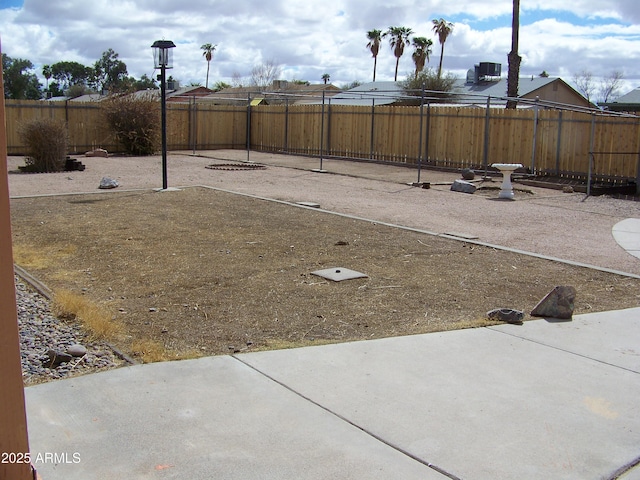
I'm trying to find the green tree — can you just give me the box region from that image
[50,61,91,90]
[366,29,383,82]
[401,67,456,101]
[506,0,520,109]
[213,81,231,91]
[201,43,217,89]
[432,18,454,79]
[93,48,128,92]
[42,64,52,89]
[2,54,42,99]
[383,26,413,81]
[321,73,330,84]
[411,37,433,79]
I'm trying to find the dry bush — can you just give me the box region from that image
[18,118,68,172]
[102,93,160,155]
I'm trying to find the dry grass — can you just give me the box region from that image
[52,289,123,340]
[11,187,640,363]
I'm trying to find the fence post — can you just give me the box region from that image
[369,98,375,160]
[246,93,251,162]
[416,87,425,184]
[587,113,596,197]
[483,96,491,176]
[531,96,540,172]
[319,90,325,170]
[555,110,563,175]
[636,117,640,195]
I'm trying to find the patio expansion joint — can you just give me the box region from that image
[231,354,462,480]
[485,326,640,375]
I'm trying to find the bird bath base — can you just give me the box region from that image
[491,163,523,200]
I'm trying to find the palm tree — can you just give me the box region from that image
[383,26,413,81]
[432,18,454,78]
[200,43,217,89]
[506,0,521,109]
[366,29,383,82]
[411,37,433,79]
[42,64,52,90]
[321,73,331,84]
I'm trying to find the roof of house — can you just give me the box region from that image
[602,87,640,111]
[204,83,340,104]
[310,81,405,106]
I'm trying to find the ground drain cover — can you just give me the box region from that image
[311,267,368,282]
[206,163,267,171]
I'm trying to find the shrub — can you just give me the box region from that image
[102,93,160,155]
[401,68,457,102]
[18,118,68,172]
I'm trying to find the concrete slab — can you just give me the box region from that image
[26,356,442,479]
[489,307,640,373]
[239,317,640,480]
[613,218,640,260]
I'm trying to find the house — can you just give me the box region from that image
[307,81,406,106]
[203,81,340,105]
[451,66,592,109]
[601,87,640,113]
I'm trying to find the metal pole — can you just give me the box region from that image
[416,87,425,184]
[0,40,34,480]
[369,98,375,160]
[531,96,539,172]
[555,110,563,175]
[587,114,596,198]
[483,96,491,176]
[319,90,325,170]
[246,93,251,162]
[160,64,168,189]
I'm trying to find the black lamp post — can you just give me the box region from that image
[151,40,176,190]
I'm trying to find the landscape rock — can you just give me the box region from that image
[461,168,475,180]
[487,308,524,324]
[531,285,576,319]
[451,179,477,194]
[86,148,109,157]
[99,177,119,189]
[67,344,88,357]
[44,349,73,367]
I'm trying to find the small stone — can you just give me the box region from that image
[99,177,119,189]
[44,349,73,367]
[487,308,524,324]
[67,344,87,357]
[86,148,109,157]
[451,179,477,194]
[531,286,576,319]
[562,186,574,193]
[461,168,475,180]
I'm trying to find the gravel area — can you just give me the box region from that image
[15,275,125,385]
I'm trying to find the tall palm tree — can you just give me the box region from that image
[506,0,521,109]
[366,29,383,82]
[432,18,454,78]
[383,26,413,81]
[200,43,217,89]
[42,64,52,90]
[411,37,433,79]
[321,73,331,84]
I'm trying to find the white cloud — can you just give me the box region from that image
[1,0,639,94]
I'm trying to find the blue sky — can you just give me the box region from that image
[1,0,639,97]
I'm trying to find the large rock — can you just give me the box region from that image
[99,177,119,189]
[531,285,576,319]
[451,179,477,194]
[461,168,475,180]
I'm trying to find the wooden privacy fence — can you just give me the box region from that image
[5,99,640,183]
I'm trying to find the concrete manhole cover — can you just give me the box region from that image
[206,163,267,171]
[311,267,368,282]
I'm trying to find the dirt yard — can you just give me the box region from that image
[10,184,640,361]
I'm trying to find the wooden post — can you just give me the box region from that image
[0,39,34,480]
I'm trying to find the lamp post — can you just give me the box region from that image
[151,40,176,190]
